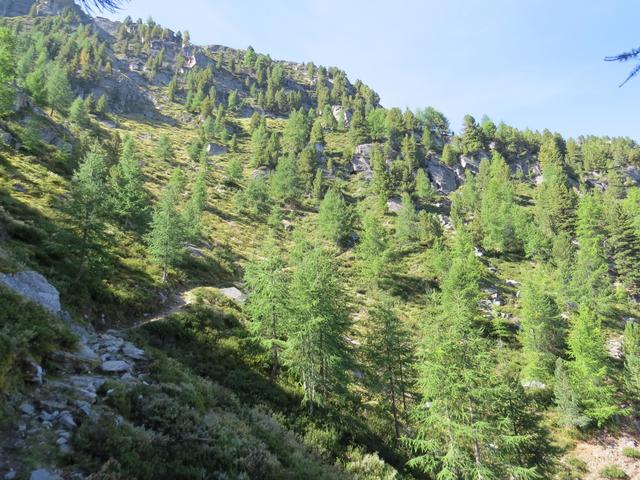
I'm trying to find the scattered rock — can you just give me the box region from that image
[607,337,624,360]
[59,411,76,429]
[29,469,61,480]
[350,143,375,179]
[0,271,61,314]
[4,470,16,480]
[505,279,520,287]
[219,287,246,304]
[522,380,547,390]
[331,105,352,126]
[122,342,145,360]
[206,143,227,156]
[101,360,132,373]
[386,197,402,213]
[19,402,35,416]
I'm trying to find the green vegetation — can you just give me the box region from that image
[1,6,640,480]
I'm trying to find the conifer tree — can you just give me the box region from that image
[67,144,110,280]
[285,240,351,413]
[370,145,391,207]
[409,229,542,479]
[46,63,73,115]
[609,204,640,291]
[69,96,89,126]
[624,321,640,401]
[415,168,434,203]
[269,153,299,203]
[357,210,389,284]
[0,28,15,116]
[565,305,618,426]
[440,143,456,166]
[155,134,175,163]
[362,292,415,439]
[147,170,185,282]
[318,188,352,246]
[480,152,516,253]
[519,272,563,383]
[395,193,417,244]
[282,108,309,155]
[245,236,289,379]
[311,168,324,202]
[110,133,149,228]
[183,160,208,240]
[554,358,589,428]
[460,114,483,154]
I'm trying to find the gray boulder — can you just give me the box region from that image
[219,287,246,304]
[29,469,61,480]
[206,143,228,156]
[0,271,61,315]
[101,360,132,373]
[386,197,402,213]
[331,105,352,127]
[425,161,458,193]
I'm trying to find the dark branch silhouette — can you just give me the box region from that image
[78,0,125,13]
[605,46,640,86]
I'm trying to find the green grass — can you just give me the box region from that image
[600,464,628,479]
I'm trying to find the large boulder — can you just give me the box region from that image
[425,161,458,193]
[0,270,61,315]
[219,287,246,304]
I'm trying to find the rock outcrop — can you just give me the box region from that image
[425,161,458,194]
[0,270,61,315]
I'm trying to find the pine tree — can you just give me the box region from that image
[311,168,324,202]
[147,170,185,282]
[67,144,110,280]
[318,188,352,246]
[554,358,589,428]
[224,157,243,185]
[110,133,149,228]
[518,272,563,384]
[357,210,389,284]
[245,236,289,379]
[282,108,309,155]
[362,292,415,439]
[69,95,89,126]
[0,28,16,116]
[183,161,208,241]
[395,193,417,244]
[415,168,434,203]
[480,152,517,253]
[624,321,640,402]
[460,114,483,154]
[155,134,175,163]
[609,204,640,291]
[46,63,73,115]
[95,94,108,115]
[566,305,618,426]
[535,162,577,238]
[269,153,299,203]
[409,229,542,479]
[285,240,351,413]
[440,143,457,166]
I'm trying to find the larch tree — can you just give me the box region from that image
[147,170,185,283]
[110,133,149,228]
[244,236,289,380]
[362,292,415,440]
[0,28,16,116]
[357,209,390,285]
[67,144,110,280]
[285,240,351,414]
[318,188,352,246]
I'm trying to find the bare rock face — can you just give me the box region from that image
[0,270,61,315]
[425,161,458,194]
[331,105,352,127]
[350,143,375,179]
[386,197,402,213]
[0,0,36,16]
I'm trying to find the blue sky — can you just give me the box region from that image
[105,0,640,140]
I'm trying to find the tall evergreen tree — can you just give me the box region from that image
[0,28,16,116]
[357,209,390,284]
[362,292,415,440]
[395,193,417,244]
[565,306,618,426]
[624,321,640,402]
[245,237,289,379]
[318,188,352,246]
[183,160,208,240]
[46,63,73,115]
[110,133,149,228]
[67,144,110,280]
[480,152,517,253]
[609,204,640,291]
[147,170,185,282]
[285,241,351,413]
